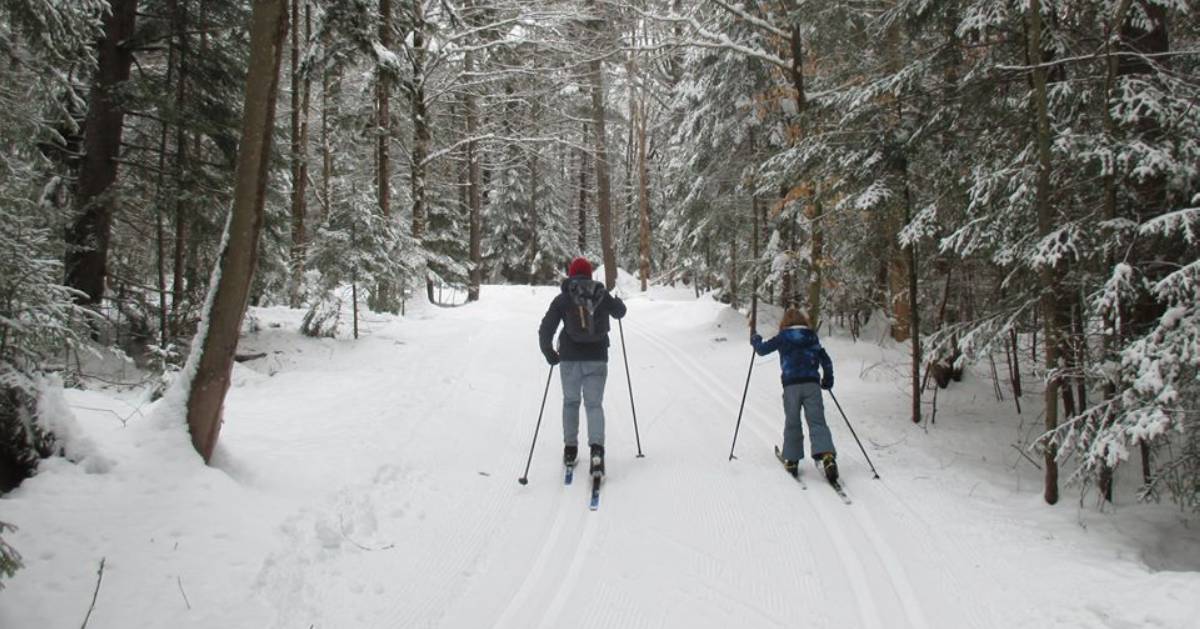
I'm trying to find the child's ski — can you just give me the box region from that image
[773,446,807,489]
[565,462,575,485]
[827,479,851,504]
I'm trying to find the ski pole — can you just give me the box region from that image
[617,319,645,457]
[827,390,881,479]
[518,365,556,485]
[728,347,756,461]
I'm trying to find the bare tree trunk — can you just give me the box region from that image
[410,0,432,302]
[288,0,310,308]
[750,195,759,332]
[320,37,337,222]
[590,59,617,289]
[1030,0,1061,505]
[154,0,181,347]
[728,234,738,308]
[588,1,617,289]
[185,0,287,462]
[171,0,199,336]
[806,193,823,330]
[577,122,589,254]
[527,145,541,281]
[65,0,139,304]
[373,0,394,312]
[466,48,482,302]
[636,90,651,292]
[902,151,921,424]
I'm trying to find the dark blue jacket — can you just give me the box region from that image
[539,276,627,362]
[752,326,834,387]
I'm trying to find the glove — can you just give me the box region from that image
[543,349,560,366]
[821,375,834,390]
[751,334,762,347]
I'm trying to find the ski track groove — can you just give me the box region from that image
[631,316,932,629]
[624,318,827,625]
[847,500,933,629]
[491,487,573,629]
[398,326,519,628]
[534,494,599,629]
[629,323,857,625]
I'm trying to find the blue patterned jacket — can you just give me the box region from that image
[752,326,834,387]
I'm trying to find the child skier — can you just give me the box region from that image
[751,308,838,482]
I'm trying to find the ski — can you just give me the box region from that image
[827,479,851,504]
[773,446,807,489]
[816,460,851,505]
[565,462,575,486]
[589,475,601,510]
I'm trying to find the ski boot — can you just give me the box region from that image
[563,445,578,468]
[819,452,838,483]
[589,444,605,479]
[783,459,799,478]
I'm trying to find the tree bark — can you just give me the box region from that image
[806,194,823,331]
[65,0,139,305]
[588,2,617,289]
[409,0,432,302]
[288,0,310,308]
[636,89,651,292]
[577,122,589,254]
[185,0,288,462]
[466,48,482,301]
[373,0,394,312]
[1030,0,1061,505]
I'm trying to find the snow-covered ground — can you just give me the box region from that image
[3,279,1199,628]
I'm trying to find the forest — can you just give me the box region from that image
[1,0,1198,591]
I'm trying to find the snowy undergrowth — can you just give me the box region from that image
[1,284,1197,629]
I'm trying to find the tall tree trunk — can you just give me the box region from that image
[288,0,310,308]
[1030,0,1061,505]
[185,0,287,462]
[577,122,589,254]
[806,193,823,330]
[172,0,199,336]
[410,0,431,302]
[154,0,181,347]
[636,93,651,292]
[527,145,541,281]
[374,0,394,312]
[728,234,738,308]
[466,48,482,302]
[320,36,337,222]
[902,156,921,424]
[588,2,617,289]
[750,195,760,333]
[65,0,139,305]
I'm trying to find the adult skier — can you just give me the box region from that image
[751,308,838,482]
[538,257,627,480]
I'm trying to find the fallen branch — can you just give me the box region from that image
[234,352,268,362]
[177,575,191,610]
[80,557,106,629]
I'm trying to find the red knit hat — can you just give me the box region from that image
[567,257,593,277]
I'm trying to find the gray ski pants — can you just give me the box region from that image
[780,382,836,462]
[560,360,607,448]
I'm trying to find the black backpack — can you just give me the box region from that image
[563,279,607,344]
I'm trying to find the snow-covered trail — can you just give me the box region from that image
[226,285,988,629]
[4,283,1199,629]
